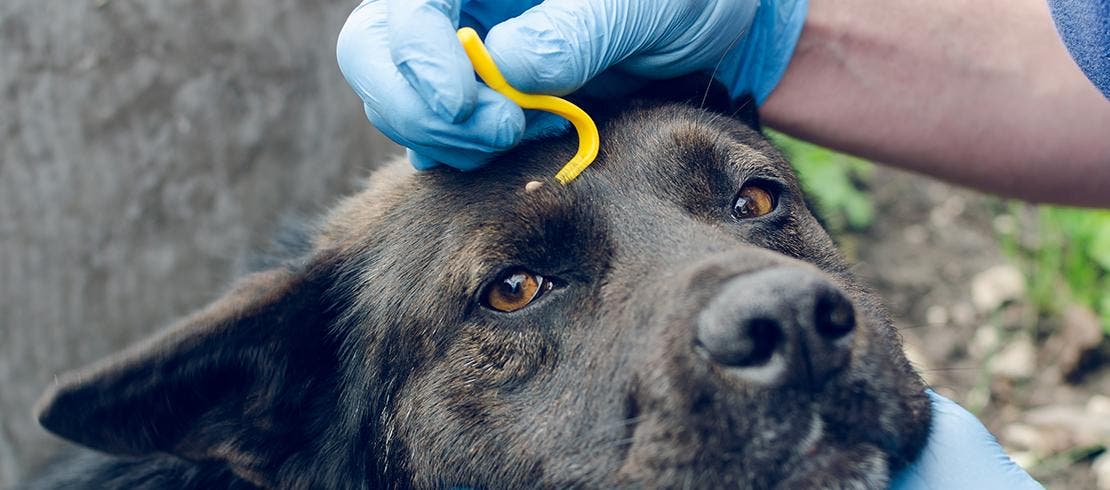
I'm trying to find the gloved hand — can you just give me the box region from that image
[891,390,1043,489]
[336,0,807,171]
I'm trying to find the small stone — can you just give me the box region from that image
[993,214,1018,235]
[990,335,1036,380]
[969,325,1000,359]
[1087,395,1110,417]
[524,180,544,192]
[929,195,966,228]
[970,264,1025,314]
[963,388,990,412]
[1008,451,1038,472]
[1025,404,1110,448]
[925,305,948,326]
[1001,423,1044,451]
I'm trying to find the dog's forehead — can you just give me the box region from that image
[317,104,786,254]
[437,105,785,211]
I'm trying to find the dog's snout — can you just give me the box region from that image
[695,267,855,383]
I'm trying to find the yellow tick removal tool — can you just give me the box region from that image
[456,27,599,185]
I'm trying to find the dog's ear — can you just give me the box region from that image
[35,254,348,486]
[629,74,761,131]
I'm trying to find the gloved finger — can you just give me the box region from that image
[406,149,439,171]
[387,0,478,123]
[337,0,392,106]
[482,0,667,95]
[890,390,1043,490]
[408,110,568,171]
[367,88,526,171]
[407,145,502,172]
[483,0,760,96]
[339,2,525,170]
[382,113,523,172]
[406,144,508,172]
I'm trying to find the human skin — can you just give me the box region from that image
[762,0,1110,207]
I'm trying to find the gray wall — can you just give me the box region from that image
[0,1,396,484]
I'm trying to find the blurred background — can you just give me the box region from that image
[1,0,1107,487]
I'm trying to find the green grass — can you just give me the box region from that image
[997,205,1110,334]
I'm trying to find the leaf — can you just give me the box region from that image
[1089,219,1110,271]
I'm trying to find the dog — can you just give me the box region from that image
[23,78,931,489]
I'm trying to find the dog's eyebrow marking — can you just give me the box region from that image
[525,181,544,193]
[725,142,775,172]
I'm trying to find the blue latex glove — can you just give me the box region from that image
[336,0,807,171]
[891,390,1043,489]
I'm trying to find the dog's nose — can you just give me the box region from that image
[695,267,855,383]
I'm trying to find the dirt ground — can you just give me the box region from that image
[851,167,1110,489]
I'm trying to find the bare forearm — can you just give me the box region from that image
[762,0,1110,206]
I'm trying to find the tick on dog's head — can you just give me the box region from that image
[35,76,930,489]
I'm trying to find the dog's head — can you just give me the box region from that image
[36,79,930,489]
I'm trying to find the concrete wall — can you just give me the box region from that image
[0,1,396,484]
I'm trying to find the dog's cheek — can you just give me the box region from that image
[448,325,558,390]
[392,324,559,485]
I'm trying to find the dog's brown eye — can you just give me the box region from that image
[483,268,554,312]
[732,184,776,219]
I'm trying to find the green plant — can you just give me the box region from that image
[767,131,875,234]
[998,204,1110,334]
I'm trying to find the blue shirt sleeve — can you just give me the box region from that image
[1046,0,1110,99]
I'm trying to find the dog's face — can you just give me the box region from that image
[36,84,930,489]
